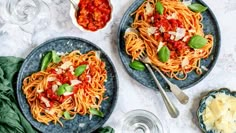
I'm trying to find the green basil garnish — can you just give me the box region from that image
[74,65,87,77]
[188,35,207,49]
[63,111,71,119]
[41,52,52,71]
[96,126,115,133]
[129,60,145,71]
[158,46,170,63]
[156,1,164,15]
[41,51,61,71]
[57,85,66,95]
[52,51,61,63]
[188,3,208,13]
[57,84,73,95]
[65,85,73,92]
[89,108,104,117]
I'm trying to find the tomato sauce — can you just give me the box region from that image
[77,0,112,31]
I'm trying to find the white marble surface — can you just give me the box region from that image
[0,0,236,132]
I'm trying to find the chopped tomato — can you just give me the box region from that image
[77,0,111,31]
[163,33,171,41]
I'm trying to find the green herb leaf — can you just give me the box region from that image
[41,52,52,71]
[188,3,208,13]
[158,46,170,63]
[96,126,115,133]
[65,85,73,92]
[156,1,164,15]
[74,65,87,76]
[57,84,73,95]
[63,111,71,119]
[57,84,67,95]
[52,51,61,63]
[129,60,145,71]
[89,108,104,117]
[188,35,207,49]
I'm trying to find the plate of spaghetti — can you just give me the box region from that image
[118,0,220,90]
[16,37,118,133]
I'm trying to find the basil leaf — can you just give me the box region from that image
[63,111,71,119]
[74,65,87,77]
[57,84,68,95]
[188,3,208,13]
[158,46,170,63]
[41,52,52,71]
[188,35,207,49]
[156,1,164,15]
[129,60,145,71]
[89,108,104,117]
[52,51,61,63]
[96,126,115,133]
[65,85,73,92]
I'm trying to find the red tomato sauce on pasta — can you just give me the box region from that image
[77,0,112,31]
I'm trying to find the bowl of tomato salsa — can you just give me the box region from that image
[70,0,112,32]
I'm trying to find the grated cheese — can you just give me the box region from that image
[167,13,177,20]
[181,57,189,67]
[147,27,158,36]
[52,84,58,92]
[203,93,236,133]
[60,61,72,70]
[157,41,164,52]
[182,0,192,6]
[175,28,186,41]
[70,79,82,86]
[41,97,50,107]
[145,2,154,15]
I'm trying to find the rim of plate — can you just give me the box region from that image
[117,0,221,91]
[16,36,119,133]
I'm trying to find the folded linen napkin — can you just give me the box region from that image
[0,56,36,133]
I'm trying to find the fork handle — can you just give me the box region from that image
[152,65,189,104]
[145,64,179,118]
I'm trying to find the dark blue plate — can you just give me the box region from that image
[117,0,221,91]
[197,88,236,133]
[16,37,118,133]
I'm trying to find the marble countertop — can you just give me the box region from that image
[1,0,236,132]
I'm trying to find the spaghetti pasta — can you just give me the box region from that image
[124,0,213,80]
[22,50,107,126]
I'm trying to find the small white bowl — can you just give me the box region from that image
[69,0,113,32]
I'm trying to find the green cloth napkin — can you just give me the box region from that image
[0,56,36,133]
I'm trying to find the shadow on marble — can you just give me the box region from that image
[190,90,211,131]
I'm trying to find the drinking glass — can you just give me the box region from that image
[3,0,50,33]
[121,109,164,133]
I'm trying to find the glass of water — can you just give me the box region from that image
[3,0,50,33]
[121,109,164,133]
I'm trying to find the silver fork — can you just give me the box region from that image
[151,65,189,104]
[138,53,179,118]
